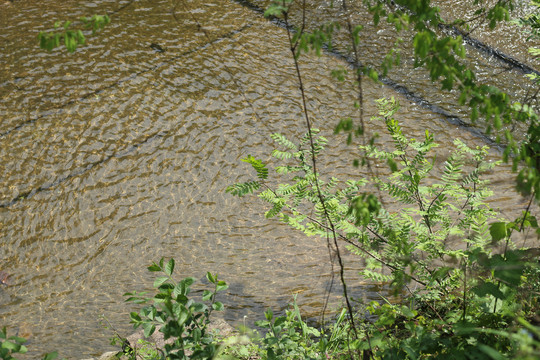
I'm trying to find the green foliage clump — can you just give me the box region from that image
[0,327,28,360]
[229,97,540,359]
[123,258,228,360]
[38,15,110,53]
[0,327,57,360]
[219,299,353,360]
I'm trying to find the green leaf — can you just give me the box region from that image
[226,181,261,197]
[472,281,505,300]
[130,312,142,322]
[192,327,202,343]
[42,351,58,360]
[191,302,207,312]
[8,336,27,344]
[431,266,452,281]
[216,280,228,292]
[273,316,287,328]
[173,282,186,299]
[1,340,20,351]
[242,155,268,180]
[148,263,161,272]
[212,301,224,311]
[143,322,156,337]
[153,276,169,288]
[387,158,398,172]
[164,258,175,277]
[400,306,417,319]
[202,290,213,301]
[255,320,270,327]
[181,277,195,287]
[264,4,287,17]
[489,222,508,242]
[478,344,505,360]
[177,306,189,326]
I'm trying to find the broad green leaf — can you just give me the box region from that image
[148,263,161,272]
[177,306,189,326]
[173,283,184,299]
[489,222,508,242]
[164,258,175,276]
[190,302,207,312]
[143,322,156,337]
[1,340,20,351]
[181,277,195,287]
[153,276,169,288]
[472,281,505,300]
[273,316,287,328]
[202,290,213,301]
[216,280,228,292]
[212,301,224,311]
[130,312,142,322]
[42,351,58,360]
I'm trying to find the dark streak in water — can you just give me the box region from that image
[0,130,166,208]
[229,0,506,150]
[0,24,253,139]
[438,23,540,77]
[0,24,253,208]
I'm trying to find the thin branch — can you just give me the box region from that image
[282,1,360,343]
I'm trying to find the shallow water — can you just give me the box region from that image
[0,0,538,358]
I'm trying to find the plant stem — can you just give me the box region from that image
[282,1,360,351]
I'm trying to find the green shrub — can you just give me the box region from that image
[228,97,540,359]
[124,258,228,360]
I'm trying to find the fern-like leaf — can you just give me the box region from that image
[226,181,261,197]
[272,149,293,160]
[265,199,285,218]
[271,133,297,150]
[242,155,268,180]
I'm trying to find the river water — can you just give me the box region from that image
[0,0,538,358]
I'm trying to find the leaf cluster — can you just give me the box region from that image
[38,15,110,53]
[0,327,57,360]
[220,299,352,360]
[229,96,540,358]
[124,258,228,360]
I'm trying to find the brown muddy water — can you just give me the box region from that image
[0,0,538,358]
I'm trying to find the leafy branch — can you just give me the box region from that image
[38,15,110,53]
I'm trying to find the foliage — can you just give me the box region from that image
[514,0,540,202]
[236,3,540,355]
[0,328,27,360]
[219,299,352,360]
[119,263,351,360]
[0,327,57,360]
[229,98,540,358]
[253,299,322,359]
[123,258,228,360]
[266,0,539,202]
[38,15,110,53]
